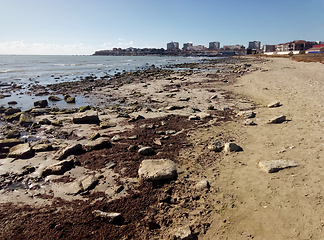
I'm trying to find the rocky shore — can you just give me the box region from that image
[0,57,270,239]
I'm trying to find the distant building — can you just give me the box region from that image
[183,42,193,51]
[263,45,276,52]
[223,44,245,50]
[167,41,179,50]
[248,41,261,50]
[306,44,324,54]
[192,45,206,51]
[209,42,220,50]
[276,40,314,52]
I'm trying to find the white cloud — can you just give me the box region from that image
[0,40,96,55]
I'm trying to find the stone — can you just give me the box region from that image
[19,113,34,127]
[7,143,34,159]
[79,105,91,112]
[244,119,257,126]
[92,210,123,223]
[138,159,177,182]
[5,130,20,139]
[41,158,75,177]
[34,100,48,108]
[39,118,51,125]
[179,97,190,101]
[31,108,50,115]
[4,108,21,116]
[195,180,209,190]
[210,94,218,100]
[268,101,281,108]
[83,138,111,152]
[72,110,99,124]
[224,142,243,153]
[48,96,62,101]
[174,226,194,240]
[4,112,22,122]
[65,96,75,103]
[166,130,177,135]
[189,115,200,120]
[111,135,123,142]
[258,160,299,173]
[0,138,24,148]
[236,110,256,118]
[166,105,184,111]
[53,143,83,160]
[100,120,117,129]
[33,143,53,152]
[8,101,17,105]
[208,141,225,152]
[268,115,286,124]
[81,175,99,191]
[138,146,155,156]
[89,132,100,140]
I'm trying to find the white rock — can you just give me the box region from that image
[189,115,200,120]
[195,180,209,190]
[268,115,286,124]
[138,159,177,182]
[236,110,256,118]
[258,160,299,173]
[174,226,194,240]
[92,210,122,223]
[267,101,281,108]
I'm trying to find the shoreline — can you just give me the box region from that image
[0,56,269,239]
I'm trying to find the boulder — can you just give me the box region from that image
[41,158,75,177]
[258,160,299,173]
[34,100,48,108]
[39,118,52,125]
[4,112,22,122]
[83,138,111,152]
[19,113,34,127]
[33,143,53,152]
[7,143,34,159]
[48,96,62,101]
[268,115,286,124]
[53,143,83,160]
[72,110,99,124]
[138,146,155,156]
[0,138,24,148]
[4,108,21,116]
[138,159,177,182]
[224,142,243,153]
[65,97,75,103]
[79,105,91,112]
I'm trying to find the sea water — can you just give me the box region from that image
[0,55,208,110]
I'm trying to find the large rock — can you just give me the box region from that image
[41,158,75,177]
[7,143,34,159]
[138,159,178,182]
[83,138,111,152]
[34,100,48,108]
[4,112,22,122]
[0,138,24,148]
[19,113,34,127]
[4,108,21,116]
[48,96,62,101]
[224,142,243,153]
[33,143,53,152]
[72,110,99,124]
[53,143,83,160]
[174,226,194,240]
[258,160,299,173]
[100,120,117,129]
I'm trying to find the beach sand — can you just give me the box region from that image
[1,56,324,239]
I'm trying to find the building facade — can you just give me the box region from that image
[276,40,314,52]
[183,42,193,51]
[248,41,261,50]
[263,45,276,52]
[209,42,220,50]
[167,41,179,50]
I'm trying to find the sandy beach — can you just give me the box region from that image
[1,56,324,239]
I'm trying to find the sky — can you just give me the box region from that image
[0,0,324,55]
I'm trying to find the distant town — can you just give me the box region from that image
[93,40,324,56]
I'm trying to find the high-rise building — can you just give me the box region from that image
[167,41,179,50]
[183,42,193,51]
[248,41,261,50]
[209,42,220,50]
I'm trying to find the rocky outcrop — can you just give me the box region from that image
[41,158,75,177]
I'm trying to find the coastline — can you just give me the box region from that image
[2,56,322,239]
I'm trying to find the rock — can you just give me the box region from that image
[31,108,50,115]
[138,159,177,182]
[7,143,34,159]
[48,96,62,101]
[111,135,123,142]
[4,108,21,116]
[81,175,99,191]
[208,141,225,152]
[244,119,257,126]
[0,138,24,148]
[19,113,34,127]
[128,135,138,140]
[92,210,123,223]
[179,97,190,101]
[166,105,184,111]
[42,158,75,177]
[100,120,117,129]
[72,110,99,124]
[4,112,22,122]
[236,110,256,118]
[79,105,91,112]
[39,118,52,125]
[34,100,48,108]
[268,101,281,108]
[224,142,243,153]
[5,130,20,139]
[258,160,299,173]
[195,180,209,190]
[268,115,286,124]
[33,143,53,152]
[53,143,83,160]
[8,101,17,105]
[166,130,177,135]
[65,96,75,103]
[63,94,71,101]
[83,138,111,152]
[210,94,218,100]
[174,226,194,240]
[138,146,155,156]
[89,132,100,140]
[189,115,200,120]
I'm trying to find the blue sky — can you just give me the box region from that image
[1,0,323,55]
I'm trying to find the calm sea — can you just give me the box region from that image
[0,55,207,110]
